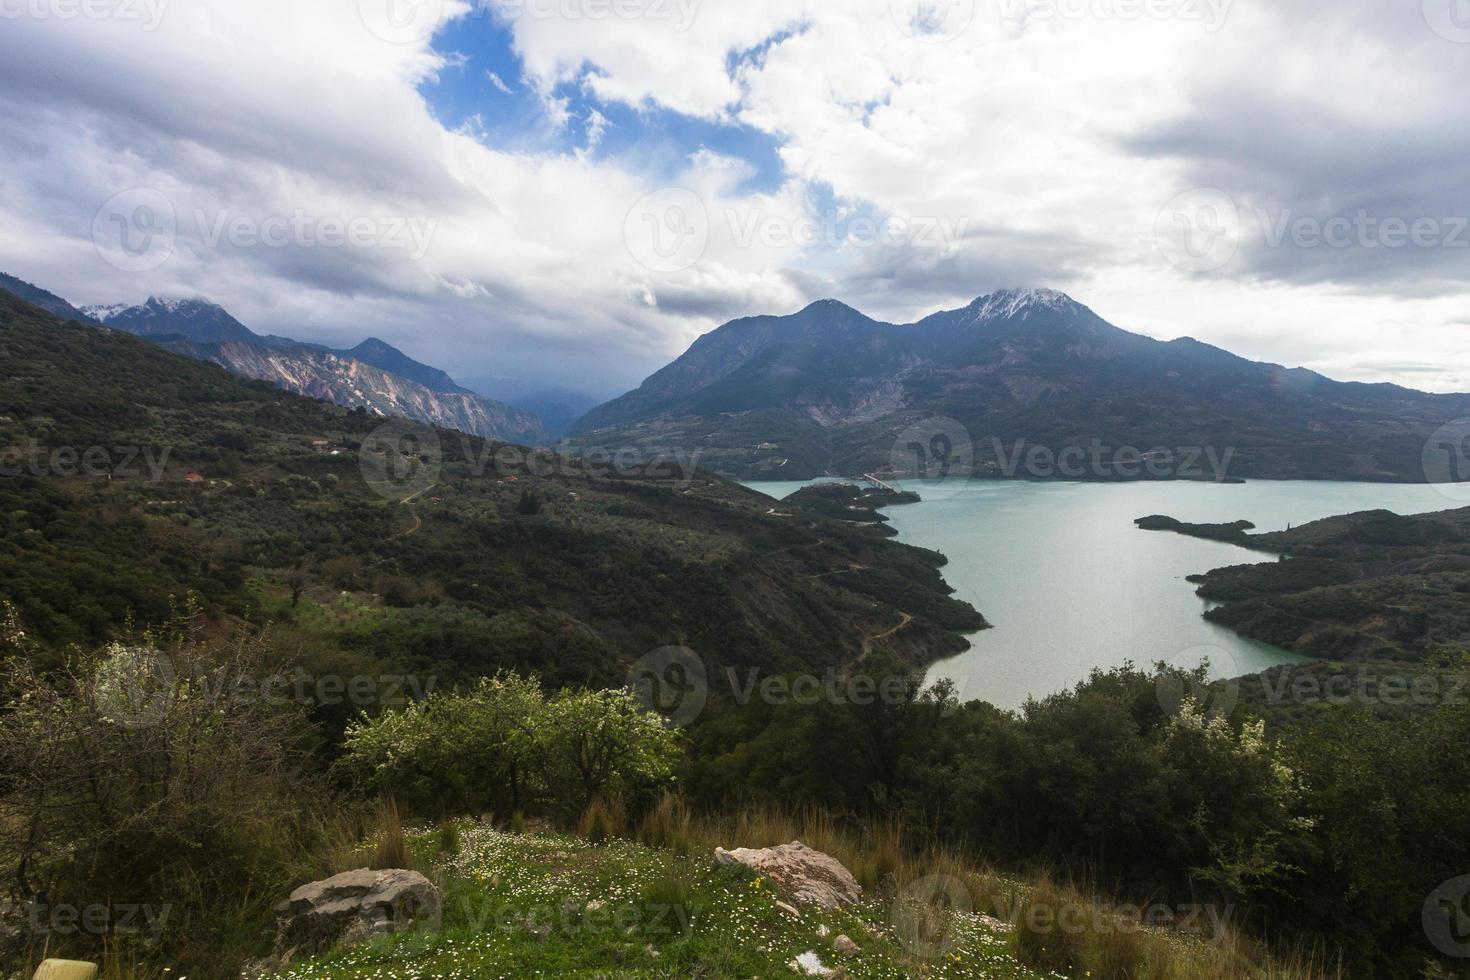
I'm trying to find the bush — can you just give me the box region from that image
[0,620,321,972]
[342,673,682,822]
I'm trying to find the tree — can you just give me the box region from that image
[341,672,544,817]
[341,676,682,820]
[532,687,682,815]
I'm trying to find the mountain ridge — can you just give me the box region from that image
[576,288,1470,482]
[37,285,548,445]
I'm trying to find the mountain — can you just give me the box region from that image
[158,335,546,445]
[0,272,98,323]
[63,291,546,445]
[344,337,468,394]
[83,295,261,343]
[509,387,603,438]
[577,288,1470,481]
[0,283,980,681]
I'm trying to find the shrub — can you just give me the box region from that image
[0,622,321,972]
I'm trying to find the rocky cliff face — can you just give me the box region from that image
[166,339,547,444]
[68,291,546,445]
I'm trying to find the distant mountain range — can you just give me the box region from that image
[0,274,546,445]
[577,288,1470,482]
[508,387,604,439]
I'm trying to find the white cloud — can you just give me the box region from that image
[2,0,1469,395]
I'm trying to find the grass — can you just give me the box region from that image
[262,810,1344,980]
[266,823,1064,980]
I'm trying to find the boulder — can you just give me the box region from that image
[272,868,441,956]
[713,840,862,910]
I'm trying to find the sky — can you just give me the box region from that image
[2,0,1469,400]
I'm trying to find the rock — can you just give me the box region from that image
[775,900,801,919]
[712,841,862,910]
[834,934,859,957]
[788,950,833,976]
[271,868,441,956]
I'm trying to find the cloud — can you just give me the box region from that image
[1,0,1469,399]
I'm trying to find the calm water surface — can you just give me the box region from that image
[743,479,1461,709]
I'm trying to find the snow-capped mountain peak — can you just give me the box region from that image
[968,287,1082,321]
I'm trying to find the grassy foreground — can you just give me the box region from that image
[268,823,1053,980]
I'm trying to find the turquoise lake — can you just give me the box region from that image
[744,479,1463,709]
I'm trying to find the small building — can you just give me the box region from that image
[184,471,205,484]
